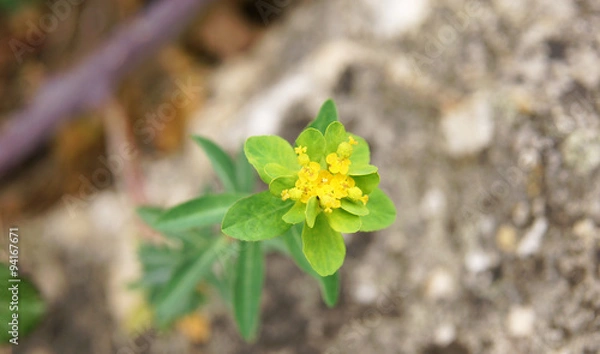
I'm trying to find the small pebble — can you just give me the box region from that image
[354,282,379,305]
[425,268,455,300]
[465,250,492,273]
[441,95,494,157]
[517,217,548,257]
[512,201,530,227]
[573,219,595,237]
[420,188,447,218]
[507,306,535,337]
[496,225,518,253]
[434,323,456,346]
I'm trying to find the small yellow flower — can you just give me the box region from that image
[326,153,351,175]
[282,138,368,213]
[347,186,368,205]
[299,161,321,181]
[289,188,303,200]
[337,142,353,158]
[298,154,310,166]
[294,146,307,155]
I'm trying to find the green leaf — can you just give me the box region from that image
[205,243,239,304]
[264,163,296,180]
[282,225,340,306]
[305,196,320,228]
[348,164,378,176]
[149,253,207,323]
[325,208,361,233]
[137,206,164,227]
[156,193,245,232]
[308,99,339,134]
[345,134,377,175]
[222,191,293,241]
[282,201,306,224]
[340,199,370,216]
[154,238,228,326]
[193,136,238,193]
[348,134,371,166]
[235,146,256,193]
[324,122,348,154]
[137,244,180,291]
[319,272,340,307]
[233,242,265,341]
[137,206,212,245]
[302,215,346,276]
[244,136,299,184]
[295,128,326,162]
[269,176,297,196]
[352,172,380,194]
[0,267,45,343]
[360,188,397,232]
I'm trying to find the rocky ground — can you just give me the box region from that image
[8,0,600,353]
[193,0,600,352]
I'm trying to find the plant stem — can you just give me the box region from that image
[0,0,213,179]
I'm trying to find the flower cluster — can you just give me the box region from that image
[223,99,396,277]
[281,137,368,213]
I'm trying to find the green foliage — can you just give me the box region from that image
[136,146,256,329]
[353,172,380,194]
[324,121,348,153]
[193,136,238,192]
[222,192,293,241]
[153,238,228,326]
[282,201,305,224]
[308,99,339,134]
[325,208,361,233]
[282,224,339,306]
[233,242,264,341]
[358,187,397,232]
[244,136,299,184]
[136,99,396,342]
[156,194,245,232]
[222,100,396,276]
[295,128,326,161]
[301,214,346,276]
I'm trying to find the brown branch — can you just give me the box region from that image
[0,0,212,179]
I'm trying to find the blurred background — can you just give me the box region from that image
[1,0,600,353]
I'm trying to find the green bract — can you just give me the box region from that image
[222,100,397,276]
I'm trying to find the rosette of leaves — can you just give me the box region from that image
[222,100,396,276]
